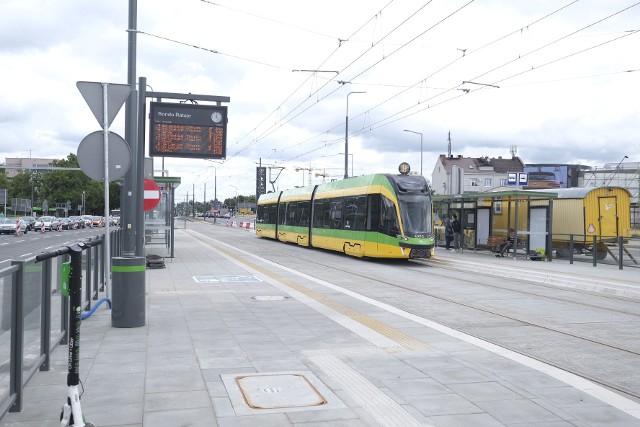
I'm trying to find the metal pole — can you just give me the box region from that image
[102,83,111,298]
[122,0,138,257]
[135,76,146,257]
[345,91,365,179]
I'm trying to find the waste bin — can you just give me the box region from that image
[111,256,146,328]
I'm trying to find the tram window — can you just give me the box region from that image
[257,205,266,223]
[313,200,325,228]
[329,199,343,229]
[268,205,277,224]
[379,195,399,236]
[344,196,366,231]
[287,202,297,225]
[367,194,380,232]
[299,201,310,227]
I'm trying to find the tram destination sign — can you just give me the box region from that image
[149,102,227,159]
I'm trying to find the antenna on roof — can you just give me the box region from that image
[448,131,452,159]
[510,145,517,157]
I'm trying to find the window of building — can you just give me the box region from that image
[484,178,492,187]
[499,178,508,186]
[470,178,480,187]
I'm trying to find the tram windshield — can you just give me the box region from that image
[398,194,432,236]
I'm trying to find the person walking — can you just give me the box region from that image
[451,214,462,251]
[444,218,453,251]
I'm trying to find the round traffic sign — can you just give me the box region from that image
[77,131,131,181]
[144,178,161,211]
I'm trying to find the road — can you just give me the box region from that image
[0,227,107,265]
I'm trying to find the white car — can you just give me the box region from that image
[34,216,55,231]
[0,218,28,234]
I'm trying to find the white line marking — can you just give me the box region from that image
[19,253,32,258]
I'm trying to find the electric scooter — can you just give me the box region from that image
[36,239,102,427]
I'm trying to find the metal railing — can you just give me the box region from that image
[0,229,122,419]
[433,227,639,269]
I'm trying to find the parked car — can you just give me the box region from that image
[81,215,93,227]
[19,216,36,231]
[34,216,55,231]
[91,216,104,227]
[58,218,71,230]
[0,218,28,234]
[69,216,85,229]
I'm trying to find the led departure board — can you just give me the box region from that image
[149,102,227,159]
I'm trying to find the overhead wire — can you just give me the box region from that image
[283,4,639,163]
[234,0,469,158]
[276,0,585,162]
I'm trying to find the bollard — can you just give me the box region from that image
[111,257,146,328]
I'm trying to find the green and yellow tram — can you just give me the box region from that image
[256,163,435,259]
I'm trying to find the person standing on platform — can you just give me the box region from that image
[444,218,453,251]
[451,214,462,252]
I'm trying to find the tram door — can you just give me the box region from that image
[599,196,617,237]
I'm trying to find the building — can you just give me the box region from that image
[431,155,525,195]
[4,158,57,178]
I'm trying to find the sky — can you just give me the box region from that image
[1,0,639,204]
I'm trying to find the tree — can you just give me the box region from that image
[0,170,9,192]
[10,153,121,216]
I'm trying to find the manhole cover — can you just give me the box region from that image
[222,371,345,415]
[236,374,326,409]
[252,296,289,301]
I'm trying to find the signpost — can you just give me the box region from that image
[76,81,132,298]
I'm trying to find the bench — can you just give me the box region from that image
[487,235,507,252]
[487,235,527,254]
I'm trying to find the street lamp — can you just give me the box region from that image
[345,91,366,179]
[606,155,629,186]
[403,129,423,175]
[230,185,238,214]
[339,153,353,177]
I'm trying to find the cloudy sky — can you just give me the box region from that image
[1,0,638,203]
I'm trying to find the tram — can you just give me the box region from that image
[256,163,435,259]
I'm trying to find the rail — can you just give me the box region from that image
[0,229,122,420]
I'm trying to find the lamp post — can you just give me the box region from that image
[339,153,353,177]
[403,129,423,175]
[606,155,628,186]
[345,91,366,179]
[230,185,238,215]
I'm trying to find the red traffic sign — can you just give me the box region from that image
[144,178,161,211]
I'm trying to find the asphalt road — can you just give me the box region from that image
[0,226,108,266]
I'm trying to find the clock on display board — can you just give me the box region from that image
[211,111,223,123]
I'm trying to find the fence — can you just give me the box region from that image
[0,229,121,419]
[433,226,639,269]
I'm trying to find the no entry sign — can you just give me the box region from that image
[144,178,161,211]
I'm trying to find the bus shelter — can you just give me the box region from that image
[145,176,181,260]
[433,189,559,260]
